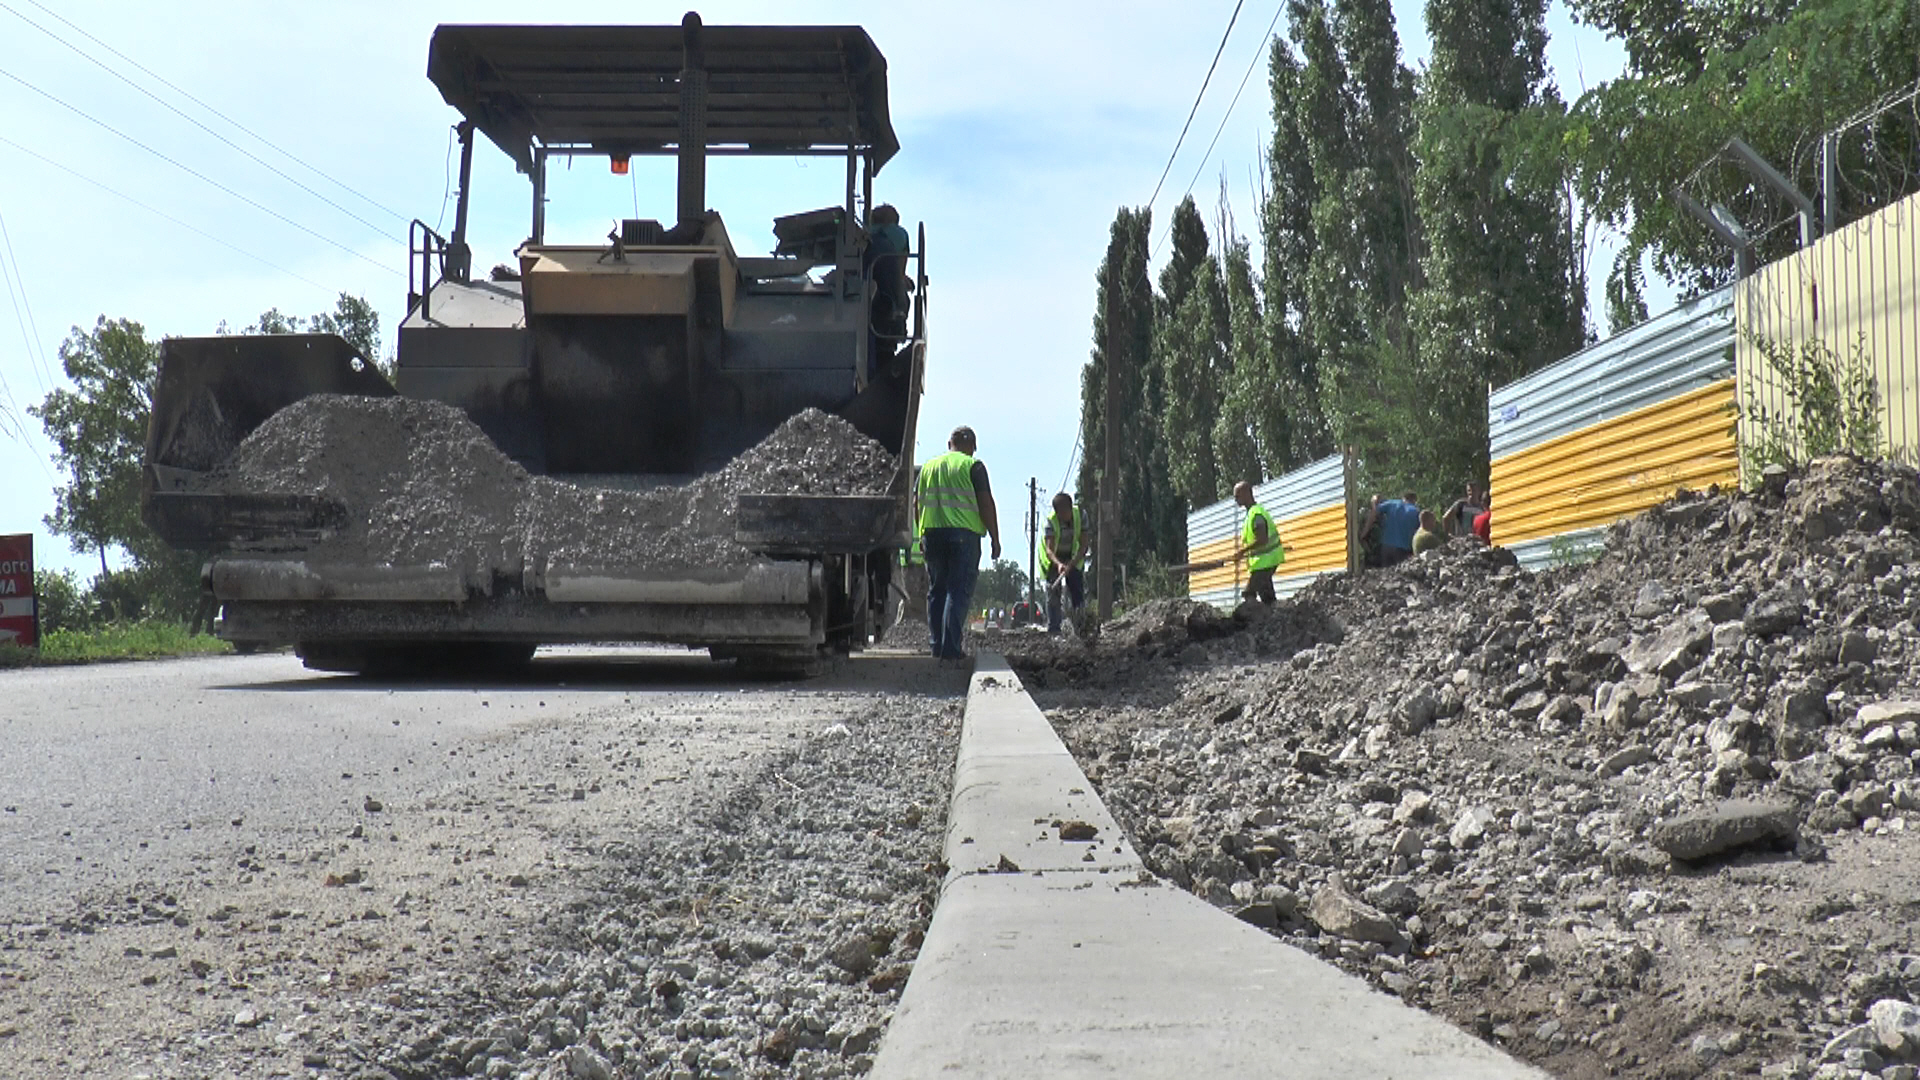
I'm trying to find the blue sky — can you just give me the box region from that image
[0,0,1633,580]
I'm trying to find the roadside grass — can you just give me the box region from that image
[0,621,233,668]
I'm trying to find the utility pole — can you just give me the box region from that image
[1097,279,1118,621]
[1027,478,1038,609]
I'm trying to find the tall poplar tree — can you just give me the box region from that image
[1216,235,1269,487]
[1079,206,1178,579]
[1401,0,1585,497]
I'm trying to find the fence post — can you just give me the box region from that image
[1343,447,1360,575]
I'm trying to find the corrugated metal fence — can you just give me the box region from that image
[1185,454,1346,607]
[1183,192,1913,598]
[1735,189,1920,466]
[1487,287,1737,570]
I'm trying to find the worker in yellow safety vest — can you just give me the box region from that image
[916,426,1002,661]
[1233,480,1286,604]
[1040,492,1088,634]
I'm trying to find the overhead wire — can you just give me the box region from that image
[434,124,456,234]
[1143,0,1246,218]
[0,2,397,239]
[0,203,52,393]
[1155,0,1286,253]
[18,0,408,224]
[0,65,399,276]
[0,222,32,440]
[0,134,332,293]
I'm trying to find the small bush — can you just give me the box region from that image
[1741,333,1884,476]
[1118,552,1189,612]
[32,568,89,634]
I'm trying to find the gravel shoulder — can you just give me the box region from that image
[0,648,965,1079]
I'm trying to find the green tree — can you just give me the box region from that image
[29,317,206,620]
[1567,0,1918,309]
[1079,205,1182,591]
[1159,257,1227,508]
[224,293,386,374]
[974,559,1030,607]
[1260,35,1326,469]
[1401,0,1586,497]
[1215,235,1268,487]
[1155,197,1230,511]
[30,317,158,579]
[1260,0,1422,476]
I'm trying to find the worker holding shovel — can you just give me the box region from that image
[1041,492,1089,634]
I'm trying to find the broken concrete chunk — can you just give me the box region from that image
[1870,999,1920,1057]
[1857,701,1920,729]
[1622,613,1711,677]
[1308,876,1402,945]
[1771,684,1832,760]
[1744,593,1805,637]
[1597,745,1653,777]
[1776,753,1844,798]
[1449,806,1496,850]
[1652,799,1798,861]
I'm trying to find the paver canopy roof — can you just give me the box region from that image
[428,22,898,174]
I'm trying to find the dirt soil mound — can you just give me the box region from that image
[204,396,896,574]
[1016,456,1920,1079]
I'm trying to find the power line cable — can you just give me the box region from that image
[1,2,398,239]
[0,134,332,292]
[0,65,399,276]
[433,124,456,234]
[19,0,408,224]
[0,236,32,439]
[1156,1,1285,253]
[0,203,52,393]
[1143,0,1246,216]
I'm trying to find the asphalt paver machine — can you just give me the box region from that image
[140,15,927,672]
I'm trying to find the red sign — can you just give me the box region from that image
[0,534,35,649]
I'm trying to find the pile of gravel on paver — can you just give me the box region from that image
[206,395,897,572]
[207,392,536,571]
[340,695,959,1080]
[1009,456,1920,1079]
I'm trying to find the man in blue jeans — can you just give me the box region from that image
[917,426,1002,661]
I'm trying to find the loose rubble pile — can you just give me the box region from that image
[205,396,897,572]
[1011,456,1920,1079]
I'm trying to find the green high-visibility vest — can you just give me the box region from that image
[1040,505,1085,575]
[917,450,986,534]
[1244,502,1284,571]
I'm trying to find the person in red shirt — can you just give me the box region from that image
[1472,496,1492,543]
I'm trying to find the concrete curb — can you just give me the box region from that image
[870,651,1548,1079]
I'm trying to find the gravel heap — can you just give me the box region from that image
[1009,456,1920,1079]
[209,391,535,571]
[205,396,897,573]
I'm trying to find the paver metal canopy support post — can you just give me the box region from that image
[1098,285,1118,621]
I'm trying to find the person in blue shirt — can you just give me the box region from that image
[1364,490,1423,567]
